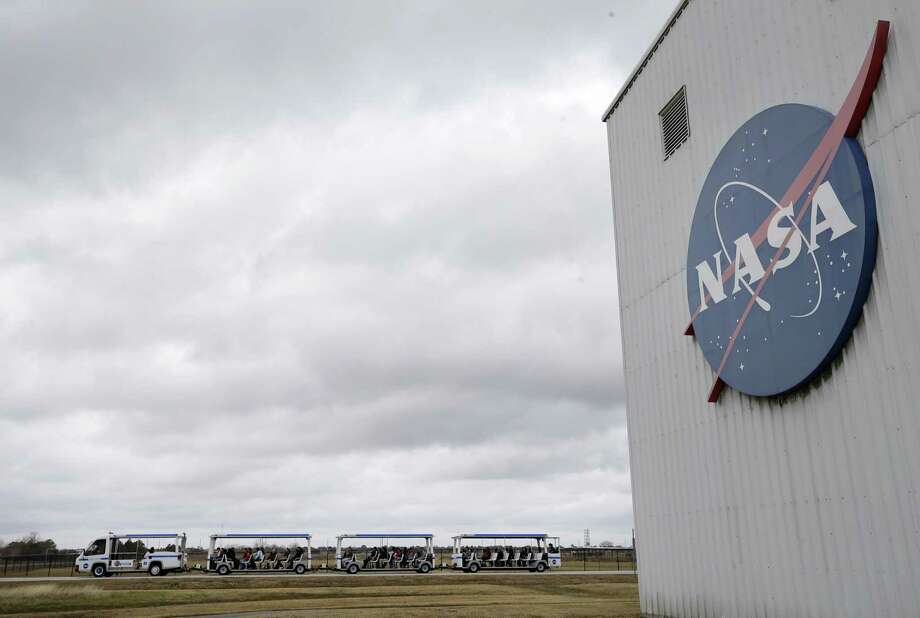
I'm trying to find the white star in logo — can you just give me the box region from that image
[841,250,848,260]
[739,363,745,371]
[762,128,768,136]
[729,195,735,204]
[835,291,842,300]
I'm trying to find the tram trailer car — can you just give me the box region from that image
[74,533,188,577]
[336,533,435,574]
[207,533,312,575]
[451,534,561,573]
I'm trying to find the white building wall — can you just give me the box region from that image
[605,1,920,616]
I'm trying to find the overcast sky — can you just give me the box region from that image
[0,0,672,550]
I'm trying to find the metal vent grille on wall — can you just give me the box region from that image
[659,86,689,159]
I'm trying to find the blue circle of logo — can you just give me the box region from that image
[686,104,877,397]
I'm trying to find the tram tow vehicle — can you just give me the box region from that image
[336,533,435,574]
[207,533,312,575]
[452,533,561,573]
[75,532,188,577]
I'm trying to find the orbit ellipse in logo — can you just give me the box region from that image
[686,104,878,397]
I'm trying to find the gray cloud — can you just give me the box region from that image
[0,0,673,548]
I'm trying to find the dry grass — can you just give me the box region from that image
[0,573,639,617]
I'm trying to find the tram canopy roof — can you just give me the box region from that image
[453,533,551,539]
[114,533,185,538]
[337,533,433,539]
[211,533,312,539]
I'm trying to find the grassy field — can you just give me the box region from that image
[0,573,639,617]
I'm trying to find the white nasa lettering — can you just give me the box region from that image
[809,181,857,252]
[767,204,802,271]
[695,251,726,312]
[694,181,856,310]
[732,233,765,295]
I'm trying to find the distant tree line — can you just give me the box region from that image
[0,532,59,557]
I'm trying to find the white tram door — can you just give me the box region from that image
[451,537,462,568]
[108,538,137,572]
[546,538,562,568]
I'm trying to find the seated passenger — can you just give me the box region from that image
[391,546,402,567]
[363,547,378,569]
[262,551,276,569]
[210,547,222,569]
[482,547,492,562]
[252,547,265,568]
[239,548,252,570]
[276,549,291,569]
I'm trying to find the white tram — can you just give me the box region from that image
[336,533,435,574]
[74,532,188,577]
[207,533,312,575]
[451,533,561,573]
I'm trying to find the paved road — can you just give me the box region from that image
[0,569,636,584]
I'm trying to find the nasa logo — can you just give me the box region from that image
[685,22,888,402]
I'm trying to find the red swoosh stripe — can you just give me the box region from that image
[682,21,889,402]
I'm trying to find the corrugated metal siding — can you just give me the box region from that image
[605,0,920,616]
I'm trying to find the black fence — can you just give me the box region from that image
[1,552,80,577]
[561,547,636,571]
